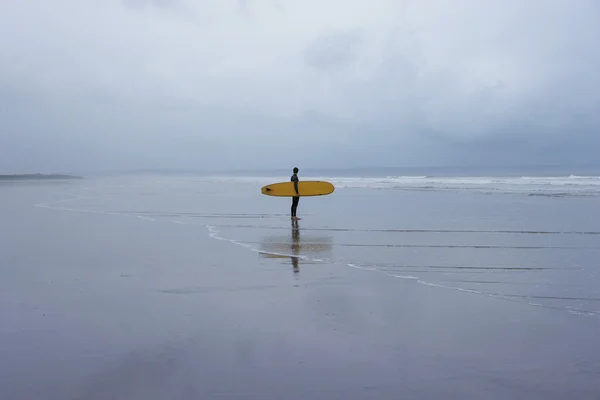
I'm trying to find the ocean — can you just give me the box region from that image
[2,171,600,399]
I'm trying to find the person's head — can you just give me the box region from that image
[293,167,299,174]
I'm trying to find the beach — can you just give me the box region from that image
[2,174,600,399]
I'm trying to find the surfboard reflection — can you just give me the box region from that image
[258,221,333,273]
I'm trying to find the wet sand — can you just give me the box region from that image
[2,177,600,399]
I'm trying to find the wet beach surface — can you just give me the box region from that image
[2,175,600,399]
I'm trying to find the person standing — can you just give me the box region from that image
[291,167,300,220]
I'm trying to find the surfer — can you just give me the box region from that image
[291,167,300,220]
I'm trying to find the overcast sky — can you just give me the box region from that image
[1,0,599,173]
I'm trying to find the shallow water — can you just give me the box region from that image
[2,173,600,399]
[18,174,600,321]
[68,174,600,318]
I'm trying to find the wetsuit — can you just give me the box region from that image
[291,173,299,217]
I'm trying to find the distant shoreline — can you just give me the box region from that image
[0,174,83,180]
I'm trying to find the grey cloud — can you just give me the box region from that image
[305,31,362,71]
[0,0,599,173]
[122,0,180,10]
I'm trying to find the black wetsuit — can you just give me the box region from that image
[291,173,299,217]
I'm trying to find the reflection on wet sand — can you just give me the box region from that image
[292,220,300,273]
[258,221,333,273]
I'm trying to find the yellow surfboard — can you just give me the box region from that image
[261,181,335,197]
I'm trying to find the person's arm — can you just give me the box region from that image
[292,176,299,194]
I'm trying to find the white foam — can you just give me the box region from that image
[35,196,166,223]
[347,263,378,271]
[136,215,156,221]
[206,229,498,299]
[34,196,89,208]
[35,198,127,218]
[196,174,600,196]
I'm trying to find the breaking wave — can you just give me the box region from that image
[200,175,600,197]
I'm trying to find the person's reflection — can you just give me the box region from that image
[291,219,300,273]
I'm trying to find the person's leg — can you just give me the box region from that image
[291,196,299,218]
[291,197,295,217]
[294,196,300,217]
